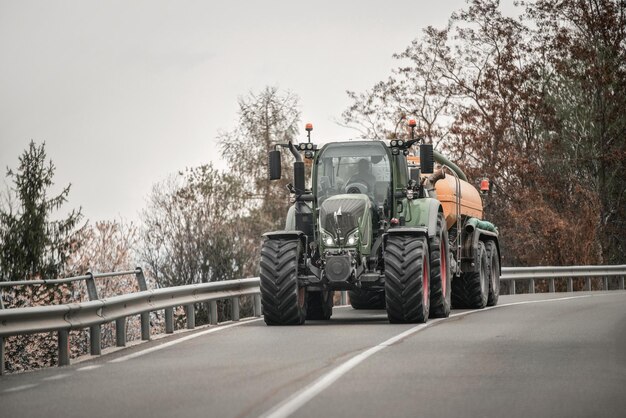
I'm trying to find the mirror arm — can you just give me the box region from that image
[287,141,302,162]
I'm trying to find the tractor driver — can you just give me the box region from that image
[347,158,377,191]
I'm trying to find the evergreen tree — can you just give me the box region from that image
[0,141,83,281]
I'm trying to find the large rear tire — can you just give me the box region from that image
[486,241,500,306]
[259,239,307,325]
[384,235,430,323]
[348,288,386,309]
[429,212,451,318]
[451,241,488,309]
[306,290,334,320]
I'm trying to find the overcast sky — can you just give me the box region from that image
[1,0,510,223]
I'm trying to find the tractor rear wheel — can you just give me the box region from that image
[259,238,307,325]
[384,235,430,323]
[348,288,385,309]
[452,241,488,309]
[486,241,500,306]
[306,290,334,320]
[429,212,451,318]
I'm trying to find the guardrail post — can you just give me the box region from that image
[529,278,535,294]
[90,325,101,355]
[1,336,5,375]
[58,330,70,367]
[115,318,126,347]
[231,297,240,321]
[0,289,5,310]
[340,291,347,305]
[209,301,218,325]
[135,267,151,340]
[186,304,195,329]
[141,312,150,341]
[585,277,592,291]
[548,278,555,293]
[85,272,102,355]
[254,294,262,317]
[165,307,174,333]
[603,276,608,291]
[619,276,625,290]
[510,280,516,295]
[85,271,99,300]
[567,278,573,292]
[135,267,148,291]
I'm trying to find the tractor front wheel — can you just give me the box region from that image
[259,239,307,325]
[384,235,430,323]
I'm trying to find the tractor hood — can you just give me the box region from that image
[319,194,372,253]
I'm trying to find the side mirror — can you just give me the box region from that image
[294,161,305,194]
[268,150,282,180]
[409,167,420,182]
[420,144,434,174]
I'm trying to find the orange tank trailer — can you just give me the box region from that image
[408,156,483,229]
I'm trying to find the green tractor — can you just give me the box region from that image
[260,122,501,325]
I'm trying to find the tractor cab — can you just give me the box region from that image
[314,142,391,205]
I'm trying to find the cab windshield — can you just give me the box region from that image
[315,142,391,207]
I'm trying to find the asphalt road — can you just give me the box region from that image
[1,291,625,418]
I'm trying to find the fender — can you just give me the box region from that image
[461,228,500,273]
[405,197,442,238]
[263,230,308,250]
[284,201,313,231]
[383,226,428,248]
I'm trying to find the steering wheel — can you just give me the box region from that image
[345,181,369,194]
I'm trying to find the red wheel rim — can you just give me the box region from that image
[298,287,305,307]
[440,241,447,296]
[422,254,429,306]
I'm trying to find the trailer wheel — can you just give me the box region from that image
[260,239,307,325]
[452,241,488,309]
[348,289,386,309]
[306,290,334,320]
[384,235,430,323]
[486,241,500,306]
[429,212,451,318]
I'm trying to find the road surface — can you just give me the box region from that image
[1,291,625,418]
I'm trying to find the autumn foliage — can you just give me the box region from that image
[342,0,626,266]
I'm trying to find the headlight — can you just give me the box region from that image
[346,230,359,246]
[321,231,336,247]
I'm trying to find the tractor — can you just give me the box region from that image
[259,121,501,325]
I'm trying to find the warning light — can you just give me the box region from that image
[480,178,490,192]
[408,119,417,127]
[305,123,313,131]
[390,218,400,226]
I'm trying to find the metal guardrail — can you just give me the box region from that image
[500,265,626,294]
[1,265,625,375]
[0,268,147,299]
[0,272,262,375]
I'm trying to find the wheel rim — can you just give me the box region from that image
[422,254,429,307]
[440,241,447,296]
[298,287,305,307]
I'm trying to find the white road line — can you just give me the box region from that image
[260,294,593,418]
[3,384,38,393]
[109,318,263,364]
[41,373,71,381]
[77,365,102,372]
